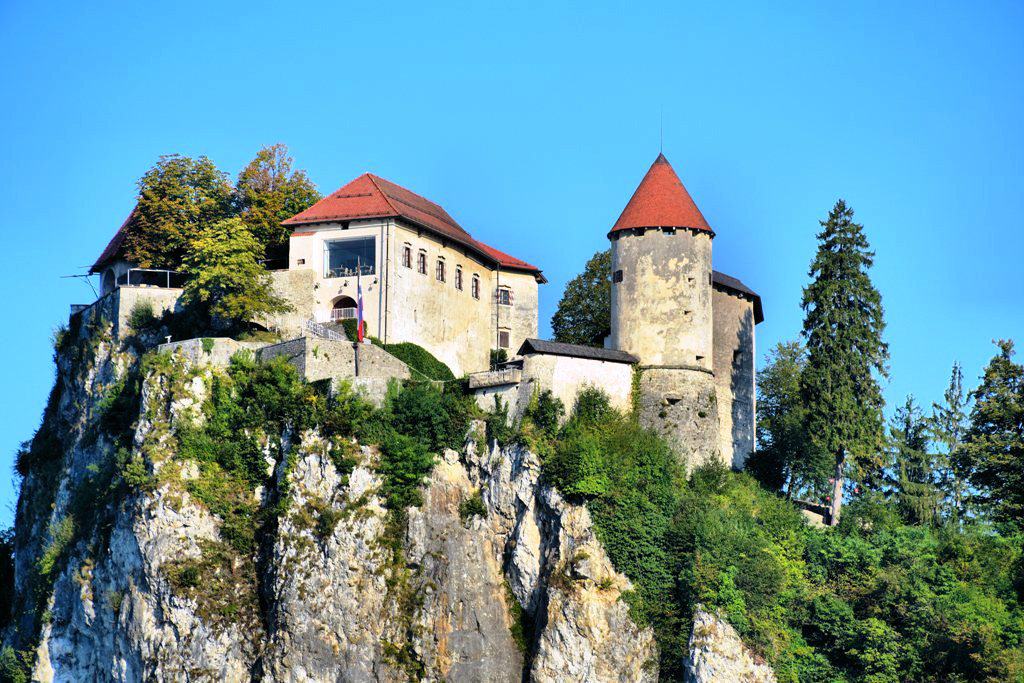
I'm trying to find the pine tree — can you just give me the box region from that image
[235,143,321,261]
[890,395,940,525]
[124,154,235,268]
[930,362,972,520]
[551,249,612,347]
[800,200,888,525]
[962,339,1024,527]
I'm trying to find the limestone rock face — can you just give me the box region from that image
[684,607,777,683]
[8,317,660,682]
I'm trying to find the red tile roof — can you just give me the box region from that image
[90,207,136,273]
[610,153,713,236]
[283,173,542,276]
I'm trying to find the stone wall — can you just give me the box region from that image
[610,228,714,371]
[637,368,721,472]
[712,288,757,469]
[157,338,269,367]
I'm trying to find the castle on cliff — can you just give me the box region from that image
[85,153,762,470]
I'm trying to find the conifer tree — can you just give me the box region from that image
[124,154,235,268]
[551,249,612,347]
[800,200,888,525]
[235,143,321,260]
[930,362,972,520]
[890,395,940,525]
[963,339,1024,527]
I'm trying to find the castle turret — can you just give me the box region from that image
[609,153,721,469]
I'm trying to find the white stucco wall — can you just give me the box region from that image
[280,218,540,376]
[521,354,634,417]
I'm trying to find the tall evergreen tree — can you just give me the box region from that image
[800,200,888,525]
[123,154,235,268]
[962,339,1024,527]
[930,362,972,520]
[235,143,321,260]
[748,340,819,494]
[890,395,940,525]
[551,249,611,347]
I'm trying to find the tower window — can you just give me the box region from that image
[436,258,446,282]
[417,250,427,274]
[497,329,511,349]
[471,275,480,299]
[497,287,513,306]
[612,270,623,283]
[455,266,463,290]
[401,244,412,268]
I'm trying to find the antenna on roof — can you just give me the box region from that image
[660,106,664,153]
[61,273,98,298]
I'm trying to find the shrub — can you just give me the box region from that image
[127,300,156,331]
[524,389,564,438]
[389,382,472,453]
[377,431,435,510]
[382,342,455,382]
[459,490,487,522]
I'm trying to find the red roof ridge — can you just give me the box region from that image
[610,153,713,236]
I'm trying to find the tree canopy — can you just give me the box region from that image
[235,143,321,256]
[551,249,611,347]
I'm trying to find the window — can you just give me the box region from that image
[498,329,511,349]
[436,258,446,282]
[455,266,463,290]
[612,270,623,283]
[497,287,513,306]
[471,275,480,299]
[417,250,427,274]
[325,237,375,278]
[401,245,412,268]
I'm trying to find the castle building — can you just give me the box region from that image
[86,153,760,468]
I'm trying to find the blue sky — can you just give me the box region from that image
[1,1,1022,527]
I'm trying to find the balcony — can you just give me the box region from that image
[331,307,357,321]
[115,268,186,289]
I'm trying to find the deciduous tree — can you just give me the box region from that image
[551,249,611,347]
[124,155,235,268]
[800,200,888,525]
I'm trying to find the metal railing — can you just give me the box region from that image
[330,307,357,321]
[326,264,374,279]
[115,268,186,289]
[305,319,347,342]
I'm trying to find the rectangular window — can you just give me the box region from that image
[498,329,511,349]
[455,266,463,290]
[497,287,513,306]
[436,258,446,282]
[325,237,375,278]
[417,251,427,274]
[401,245,412,268]
[612,270,623,283]
[471,275,480,299]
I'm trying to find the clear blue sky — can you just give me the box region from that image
[1,1,1022,527]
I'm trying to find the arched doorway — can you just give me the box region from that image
[331,296,358,322]
[101,269,116,296]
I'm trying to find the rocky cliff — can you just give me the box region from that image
[3,308,771,682]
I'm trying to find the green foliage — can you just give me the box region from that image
[201,337,215,354]
[389,382,472,453]
[963,339,1024,528]
[123,154,235,268]
[930,362,973,521]
[127,300,157,332]
[800,200,888,522]
[381,342,455,382]
[524,389,564,438]
[376,431,436,510]
[0,646,28,683]
[484,395,515,445]
[889,395,941,526]
[0,528,14,633]
[490,348,509,368]
[749,340,814,494]
[180,217,290,330]
[235,143,321,255]
[551,248,612,347]
[459,490,487,523]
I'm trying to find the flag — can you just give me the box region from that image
[356,258,365,343]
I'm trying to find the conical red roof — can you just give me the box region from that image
[610,153,712,235]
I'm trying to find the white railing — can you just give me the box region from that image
[330,307,357,321]
[305,319,346,342]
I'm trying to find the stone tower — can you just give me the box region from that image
[609,153,721,469]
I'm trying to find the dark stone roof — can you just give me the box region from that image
[518,338,638,364]
[712,270,764,324]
